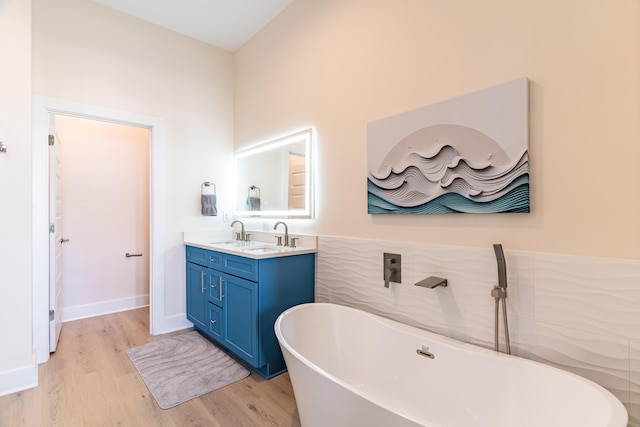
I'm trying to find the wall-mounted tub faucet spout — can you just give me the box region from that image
[491,243,511,355]
[415,276,448,289]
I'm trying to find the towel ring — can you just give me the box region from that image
[201,182,216,196]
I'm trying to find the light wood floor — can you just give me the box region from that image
[0,308,301,427]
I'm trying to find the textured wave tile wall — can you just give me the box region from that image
[534,253,640,340]
[316,236,640,426]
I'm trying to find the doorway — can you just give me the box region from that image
[32,96,169,364]
[54,115,150,329]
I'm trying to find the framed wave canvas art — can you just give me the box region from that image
[367,78,529,214]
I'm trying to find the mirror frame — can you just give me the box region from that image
[233,128,314,218]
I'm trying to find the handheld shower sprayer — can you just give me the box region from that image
[491,243,511,354]
[493,244,507,289]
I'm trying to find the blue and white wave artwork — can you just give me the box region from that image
[367,124,529,214]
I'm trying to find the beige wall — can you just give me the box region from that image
[32,0,235,318]
[235,0,640,259]
[0,0,35,392]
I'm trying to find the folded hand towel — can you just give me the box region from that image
[246,196,261,211]
[201,194,217,216]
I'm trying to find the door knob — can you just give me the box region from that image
[60,238,69,243]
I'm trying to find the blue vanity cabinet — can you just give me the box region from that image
[185,245,315,379]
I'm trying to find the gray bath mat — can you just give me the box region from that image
[126,331,250,409]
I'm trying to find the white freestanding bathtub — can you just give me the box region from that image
[275,303,628,427]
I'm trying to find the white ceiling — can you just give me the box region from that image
[92,0,295,52]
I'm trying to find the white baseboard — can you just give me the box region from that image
[151,313,193,336]
[0,351,38,397]
[61,295,150,322]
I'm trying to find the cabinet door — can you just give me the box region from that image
[186,262,208,330]
[223,274,259,367]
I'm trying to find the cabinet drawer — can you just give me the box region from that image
[186,246,223,270]
[208,270,223,306]
[186,246,209,266]
[207,251,223,269]
[223,253,259,282]
[208,302,223,341]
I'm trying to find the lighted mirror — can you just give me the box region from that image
[234,128,313,218]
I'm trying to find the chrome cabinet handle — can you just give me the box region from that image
[219,277,223,300]
[210,319,217,324]
[201,271,205,293]
[125,253,142,257]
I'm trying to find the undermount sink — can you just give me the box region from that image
[243,247,275,254]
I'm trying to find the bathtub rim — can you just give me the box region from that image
[275,302,628,427]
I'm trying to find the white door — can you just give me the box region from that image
[49,115,64,352]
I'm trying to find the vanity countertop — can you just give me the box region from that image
[184,230,317,260]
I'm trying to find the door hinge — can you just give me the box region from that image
[48,134,55,146]
[49,310,55,321]
[49,223,55,234]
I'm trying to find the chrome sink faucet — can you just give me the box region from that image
[230,220,245,241]
[273,221,289,246]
